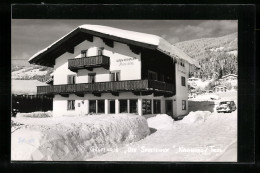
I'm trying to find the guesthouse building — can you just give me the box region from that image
[29,25,199,118]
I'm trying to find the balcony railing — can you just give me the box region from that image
[68,55,110,71]
[37,80,175,96]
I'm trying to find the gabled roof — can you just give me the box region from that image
[28,24,200,68]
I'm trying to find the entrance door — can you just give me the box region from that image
[109,100,115,114]
[165,100,173,117]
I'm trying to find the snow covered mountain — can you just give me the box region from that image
[174,32,237,60]
[12,65,53,82]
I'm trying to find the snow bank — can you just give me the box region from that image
[191,93,220,101]
[16,111,53,118]
[11,114,150,161]
[147,114,174,130]
[180,111,211,124]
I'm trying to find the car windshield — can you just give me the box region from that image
[220,101,230,105]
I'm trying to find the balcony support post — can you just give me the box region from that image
[115,99,119,114]
[105,99,109,114]
[138,98,143,116]
[85,100,89,115]
[127,99,130,113]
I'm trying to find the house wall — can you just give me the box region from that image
[53,92,166,117]
[53,36,141,85]
[51,35,190,117]
[172,60,190,117]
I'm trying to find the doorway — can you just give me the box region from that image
[109,100,115,114]
[165,100,173,117]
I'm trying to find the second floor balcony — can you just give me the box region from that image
[37,80,175,97]
[68,55,110,72]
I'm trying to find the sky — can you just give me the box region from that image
[11,20,237,66]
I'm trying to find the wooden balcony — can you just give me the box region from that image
[68,55,110,72]
[37,80,175,97]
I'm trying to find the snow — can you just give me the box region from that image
[12,80,48,95]
[12,91,237,162]
[29,24,200,68]
[12,67,48,79]
[90,111,237,162]
[147,114,175,130]
[11,114,150,161]
[89,91,237,162]
[226,50,237,56]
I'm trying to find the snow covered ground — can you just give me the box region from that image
[11,114,150,161]
[89,91,237,162]
[11,91,237,162]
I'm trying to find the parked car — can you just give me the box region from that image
[216,101,236,113]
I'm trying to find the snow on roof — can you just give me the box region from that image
[29,24,199,67]
[12,80,48,95]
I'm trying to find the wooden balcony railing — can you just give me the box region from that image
[37,80,175,96]
[68,55,110,71]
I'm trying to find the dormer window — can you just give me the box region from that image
[81,50,88,58]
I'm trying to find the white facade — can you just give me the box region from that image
[50,36,191,117]
[29,26,196,118]
[53,37,141,85]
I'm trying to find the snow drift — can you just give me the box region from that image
[147,114,175,130]
[11,114,150,161]
[180,111,211,124]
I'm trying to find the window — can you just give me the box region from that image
[130,99,138,114]
[89,73,96,83]
[97,47,103,56]
[89,100,96,113]
[148,70,158,80]
[68,75,76,84]
[182,100,186,110]
[153,100,161,114]
[159,74,165,82]
[119,99,128,113]
[81,49,88,57]
[142,99,152,115]
[67,100,75,110]
[97,100,105,113]
[181,76,186,86]
[110,71,120,81]
[109,100,115,114]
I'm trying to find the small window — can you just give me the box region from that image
[68,75,76,84]
[67,100,75,110]
[181,76,186,86]
[148,70,158,80]
[97,47,103,56]
[81,49,88,57]
[182,100,186,110]
[110,71,120,81]
[89,73,96,83]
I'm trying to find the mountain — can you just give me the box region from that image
[174,33,238,80]
[12,64,53,82]
[174,32,237,60]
